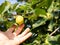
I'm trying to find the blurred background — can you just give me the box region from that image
[0,0,60,45]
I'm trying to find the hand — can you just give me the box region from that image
[0,24,32,45]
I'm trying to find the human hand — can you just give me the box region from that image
[0,24,32,45]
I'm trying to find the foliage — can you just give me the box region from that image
[0,0,60,45]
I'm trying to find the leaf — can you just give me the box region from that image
[35,8,46,15]
[0,1,11,14]
[0,17,4,22]
[36,0,52,9]
[47,0,59,13]
[47,35,60,45]
[0,14,7,22]
[32,18,47,29]
[12,3,19,11]
[28,14,38,22]
[48,20,56,31]
[31,0,41,4]
[42,34,60,45]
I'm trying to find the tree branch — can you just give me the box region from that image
[50,27,60,36]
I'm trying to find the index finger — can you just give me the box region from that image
[6,25,16,33]
[13,24,25,36]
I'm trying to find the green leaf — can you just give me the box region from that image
[0,1,11,14]
[32,18,47,29]
[47,35,60,45]
[42,34,60,45]
[12,3,19,11]
[31,0,41,4]
[36,0,52,9]
[48,20,56,31]
[35,8,46,15]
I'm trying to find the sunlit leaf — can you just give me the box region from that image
[0,1,11,14]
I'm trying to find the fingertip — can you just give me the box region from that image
[19,24,25,27]
[25,28,30,31]
[28,32,32,36]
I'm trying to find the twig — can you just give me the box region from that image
[50,27,60,36]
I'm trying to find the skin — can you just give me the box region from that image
[0,24,32,45]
